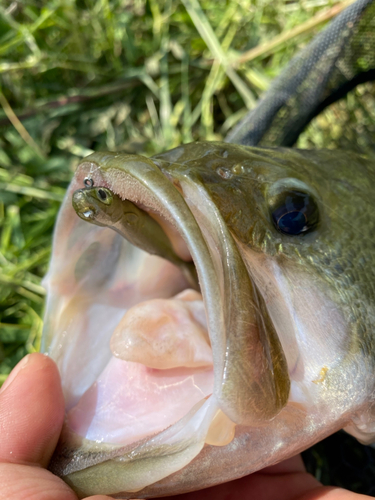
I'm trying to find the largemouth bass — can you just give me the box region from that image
[42,142,375,498]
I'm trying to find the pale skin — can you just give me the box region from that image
[0,353,372,500]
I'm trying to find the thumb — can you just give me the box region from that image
[0,353,121,500]
[0,352,65,467]
[0,353,81,500]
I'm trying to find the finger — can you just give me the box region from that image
[298,486,374,500]
[160,467,320,500]
[0,352,65,467]
[262,453,306,474]
[0,463,78,500]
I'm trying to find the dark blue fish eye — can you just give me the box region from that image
[271,190,319,236]
[278,211,306,234]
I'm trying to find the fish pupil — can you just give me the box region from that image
[278,211,306,234]
[271,190,319,236]
[98,189,107,201]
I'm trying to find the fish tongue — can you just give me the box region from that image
[66,356,214,446]
[110,290,213,369]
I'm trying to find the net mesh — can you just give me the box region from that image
[226,0,375,155]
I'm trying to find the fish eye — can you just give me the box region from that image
[98,189,107,200]
[95,187,112,205]
[270,190,319,235]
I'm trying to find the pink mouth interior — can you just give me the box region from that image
[67,357,214,445]
[66,290,214,446]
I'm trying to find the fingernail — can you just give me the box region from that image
[0,354,30,394]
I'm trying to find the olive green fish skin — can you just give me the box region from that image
[153,142,375,360]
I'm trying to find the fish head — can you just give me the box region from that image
[42,142,375,498]
[72,186,123,225]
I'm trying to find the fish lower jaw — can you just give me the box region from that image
[48,273,237,492]
[62,275,225,446]
[65,359,216,447]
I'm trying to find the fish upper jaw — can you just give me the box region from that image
[175,174,290,424]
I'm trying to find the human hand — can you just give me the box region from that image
[0,353,372,500]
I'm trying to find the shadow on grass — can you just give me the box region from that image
[303,431,375,496]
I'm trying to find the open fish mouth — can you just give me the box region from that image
[42,145,373,497]
[42,149,289,494]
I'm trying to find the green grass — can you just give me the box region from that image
[1,0,374,494]
[0,0,349,378]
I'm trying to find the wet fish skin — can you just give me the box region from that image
[154,142,375,362]
[43,142,375,497]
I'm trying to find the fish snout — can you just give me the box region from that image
[72,189,97,220]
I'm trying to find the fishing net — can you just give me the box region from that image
[226,0,375,156]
